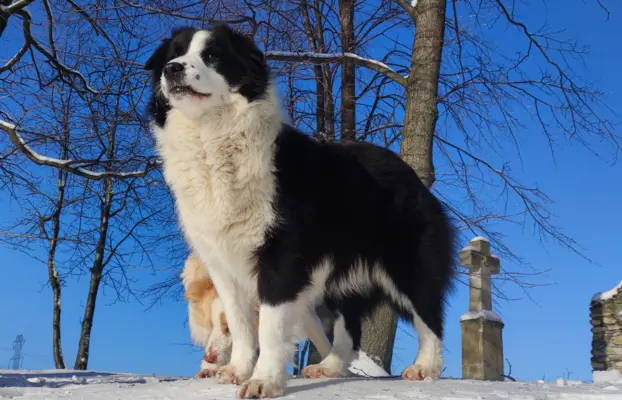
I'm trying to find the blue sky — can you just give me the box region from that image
[1,0,621,384]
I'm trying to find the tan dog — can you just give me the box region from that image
[181,254,331,379]
[182,255,260,377]
[182,255,231,377]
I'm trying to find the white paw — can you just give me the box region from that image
[237,378,284,399]
[302,363,342,379]
[402,363,441,381]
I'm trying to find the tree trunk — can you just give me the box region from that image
[339,0,356,142]
[323,65,336,141]
[360,305,398,373]
[48,168,67,369]
[74,177,113,370]
[50,272,65,369]
[301,0,326,138]
[316,0,336,141]
[46,114,72,370]
[400,0,447,189]
[360,0,447,374]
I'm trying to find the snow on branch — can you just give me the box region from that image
[1,0,36,13]
[393,0,417,21]
[0,119,159,180]
[265,51,408,87]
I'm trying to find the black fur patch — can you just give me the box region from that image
[255,125,456,342]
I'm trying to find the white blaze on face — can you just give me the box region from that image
[160,30,232,119]
[204,297,233,366]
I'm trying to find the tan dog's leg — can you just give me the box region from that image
[302,308,332,359]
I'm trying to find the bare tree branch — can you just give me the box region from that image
[393,0,417,21]
[266,51,408,87]
[0,119,160,180]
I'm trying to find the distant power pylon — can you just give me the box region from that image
[8,335,25,370]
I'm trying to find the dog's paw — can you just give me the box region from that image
[302,363,342,379]
[216,364,243,385]
[402,364,440,381]
[237,378,283,399]
[197,365,219,379]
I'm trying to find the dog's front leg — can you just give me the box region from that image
[238,299,303,399]
[208,268,257,385]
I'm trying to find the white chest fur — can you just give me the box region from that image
[154,98,281,281]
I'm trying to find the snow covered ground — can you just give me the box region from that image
[1,369,621,400]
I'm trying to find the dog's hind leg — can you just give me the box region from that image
[402,310,443,380]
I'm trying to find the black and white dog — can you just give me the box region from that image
[145,24,455,398]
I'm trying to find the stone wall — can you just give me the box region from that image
[591,281,622,373]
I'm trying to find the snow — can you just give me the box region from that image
[411,0,418,7]
[1,370,621,399]
[460,245,498,260]
[593,370,622,384]
[0,119,17,131]
[2,0,34,12]
[348,351,390,377]
[471,236,490,243]
[460,310,503,323]
[0,118,159,179]
[591,280,622,303]
[267,51,396,71]
[265,51,409,84]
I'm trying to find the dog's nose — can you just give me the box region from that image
[163,62,184,79]
[204,349,217,364]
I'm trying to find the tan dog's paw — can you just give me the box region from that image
[237,378,283,399]
[402,364,440,381]
[302,364,341,379]
[216,364,244,385]
[197,365,219,379]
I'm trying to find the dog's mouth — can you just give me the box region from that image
[169,85,211,98]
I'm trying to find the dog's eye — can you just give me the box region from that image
[202,48,219,63]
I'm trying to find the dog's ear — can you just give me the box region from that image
[244,39,266,71]
[184,277,214,301]
[210,21,235,35]
[226,28,266,71]
[145,37,171,71]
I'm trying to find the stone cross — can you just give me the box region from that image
[459,236,500,313]
[459,236,505,381]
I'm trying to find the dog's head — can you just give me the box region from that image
[145,24,269,124]
[203,299,261,367]
[202,297,233,366]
